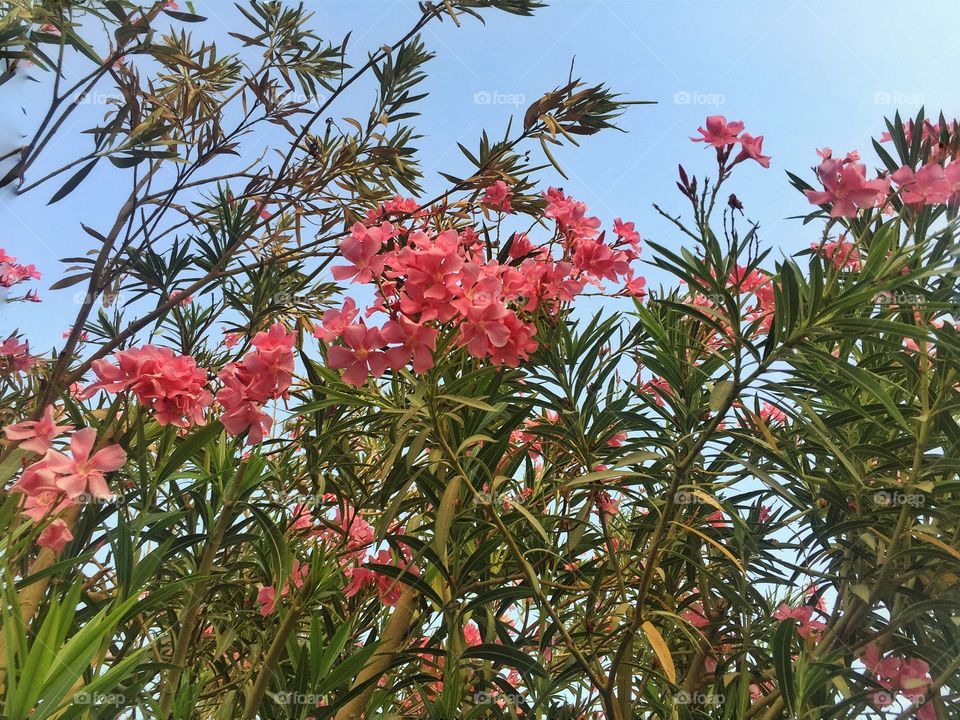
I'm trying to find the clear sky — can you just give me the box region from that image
[3,0,959,351]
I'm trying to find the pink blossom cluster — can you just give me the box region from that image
[216,323,295,444]
[1,334,39,374]
[0,248,41,301]
[805,149,890,218]
[691,115,771,168]
[772,602,826,640]
[811,237,861,271]
[84,323,294,444]
[881,118,958,161]
[88,346,212,428]
[861,642,935,720]
[289,500,418,608]
[320,189,645,386]
[256,559,308,616]
[4,415,126,553]
[891,162,960,206]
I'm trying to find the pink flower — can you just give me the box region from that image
[257,560,309,615]
[772,603,825,639]
[37,519,73,553]
[20,487,76,522]
[482,181,514,213]
[691,115,745,148]
[88,346,212,428]
[507,232,535,260]
[382,316,438,374]
[216,324,294,444]
[332,222,395,284]
[314,298,360,343]
[812,239,861,271]
[453,299,511,358]
[805,153,890,218]
[257,585,278,615]
[759,402,786,425]
[621,271,647,300]
[607,431,627,447]
[572,239,630,284]
[464,621,482,647]
[891,163,950,205]
[612,218,641,248]
[43,428,127,500]
[3,406,73,454]
[733,133,771,168]
[327,323,390,386]
[291,503,315,532]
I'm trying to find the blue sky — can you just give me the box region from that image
[2,0,959,350]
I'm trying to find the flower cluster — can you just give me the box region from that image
[806,119,960,218]
[88,346,212,428]
[861,642,934,720]
[0,248,41,301]
[805,149,890,218]
[217,324,295,444]
[5,419,126,552]
[1,334,39,374]
[691,115,771,168]
[320,190,645,386]
[772,602,826,640]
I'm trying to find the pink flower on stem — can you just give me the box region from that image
[691,115,745,148]
[43,428,127,500]
[732,133,771,168]
[3,406,73,454]
[805,153,890,218]
[612,218,641,248]
[464,621,482,647]
[891,163,950,205]
[88,346,212,428]
[759,402,786,425]
[772,603,826,640]
[811,239,861,271]
[481,181,514,213]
